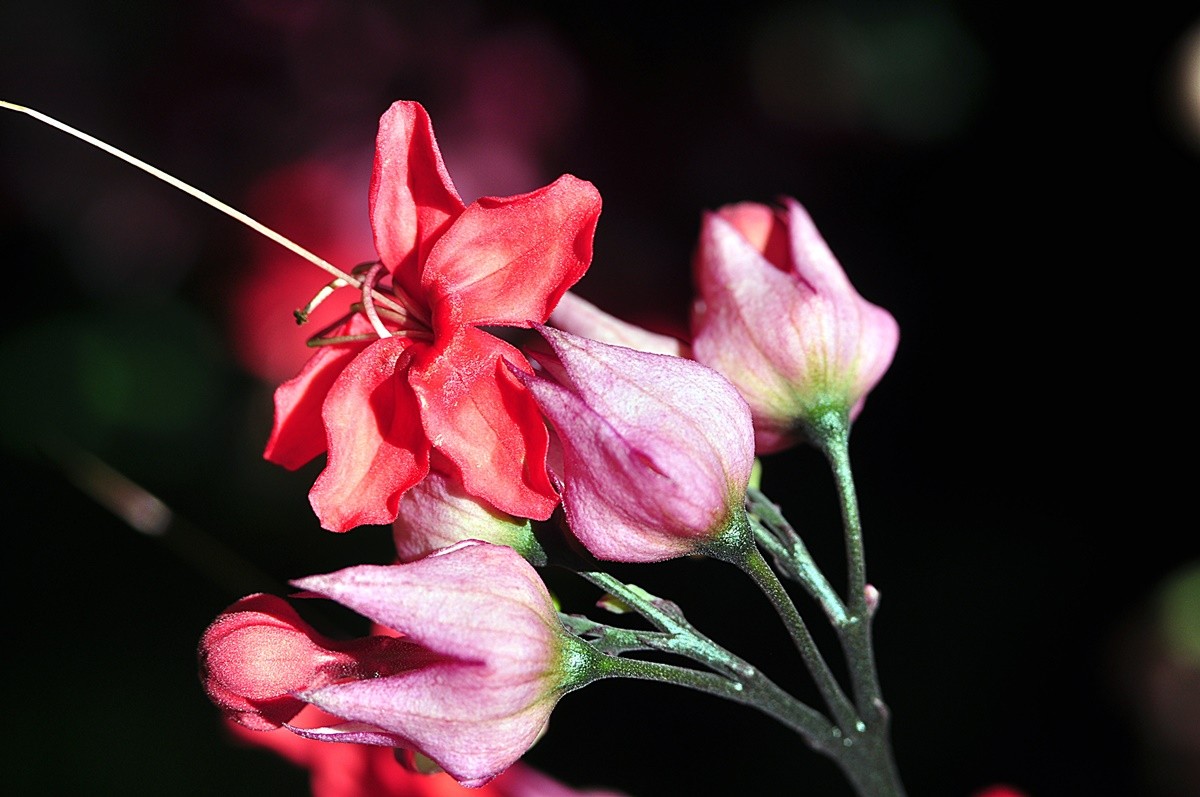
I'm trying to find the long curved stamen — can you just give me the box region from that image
[295,277,349,325]
[360,262,392,339]
[0,100,407,316]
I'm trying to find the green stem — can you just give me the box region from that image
[798,408,904,797]
[578,570,753,679]
[805,410,884,720]
[712,519,860,734]
[747,488,848,626]
[592,654,838,754]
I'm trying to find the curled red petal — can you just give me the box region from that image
[422,175,601,330]
[310,337,432,531]
[370,101,465,300]
[409,328,557,520]
[264,315,375,470]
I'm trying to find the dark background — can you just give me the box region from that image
[2,2,1197,796]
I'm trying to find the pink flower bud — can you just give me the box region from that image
[516,326,755,562]
[283,541,594,788]
[199,594,422,731]
[691,198,899,452]
[391,468,541,563]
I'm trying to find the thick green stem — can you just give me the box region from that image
[798,408,904,797]
[712,520,860,734]
[747,487,849,626]
[593,654,837,754]
[805,410,884,720]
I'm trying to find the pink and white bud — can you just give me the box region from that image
[391,468,541,563]
[691,198,899,452]
[285,541,594,788]
[516,326,755,563]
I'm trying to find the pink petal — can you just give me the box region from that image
[303,666,552,788]
[421,175,601,329]
[409,328,557,520]
[369,101,465,300]
[291,543,558,669]
[519,376,701,562]
[392,469,535,563]
[291,544,564,786]
[537,327,754,491]
[779,198,854,295]
[264,315,374,470]
[695,209,815,387]
[548,291,688,357]
[309,337,431,531]
[523,328,755,562]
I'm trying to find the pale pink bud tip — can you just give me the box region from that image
[864,584,881,617]
[691,197,899,452]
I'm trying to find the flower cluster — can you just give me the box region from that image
[197,99,901,794]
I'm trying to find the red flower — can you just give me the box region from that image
[229,706,625,797]
[264,101,602,531]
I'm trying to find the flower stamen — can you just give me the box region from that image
[0,100,409,316]
[294,277,350,325]
[360,262,392,339]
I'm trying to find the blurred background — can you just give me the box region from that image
[2,2,1198,795]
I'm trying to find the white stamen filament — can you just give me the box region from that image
[0,100,406,316]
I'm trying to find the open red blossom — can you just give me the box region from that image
[264,100,602,531]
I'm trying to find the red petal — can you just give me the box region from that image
[409,329,558,520]
[264,315,374,470]
[309,337,431,532]
[369,101,465,301]
[422,175,600,330]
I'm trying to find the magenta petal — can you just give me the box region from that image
[422,175,601,329]
[392,469,535,563]
[693,210,819,405]
[369,101,465,298]
[309,338,431,532]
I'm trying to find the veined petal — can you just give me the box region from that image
[538,327,754,493]
[409,328,557,520]
[695,210,813,378]
[310,337,431,532]
[302,666,552,789]
[522,329,754,562]
[291,544,566,787]
[264,315,374,470]
[782,198,900,396]
[781,198,854,295]
[422,175,601,329]
[291,544,560,662]
[370,101,465,298]
[549,291,688,357]
[519,376,703,562]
